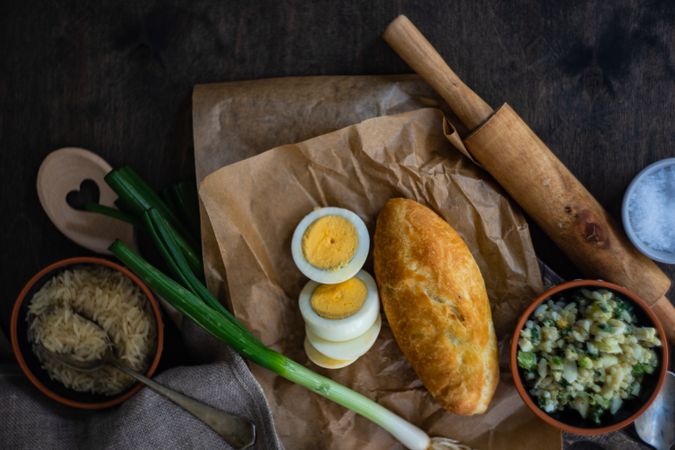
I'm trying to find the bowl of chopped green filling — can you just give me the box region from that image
[510,279,669,435]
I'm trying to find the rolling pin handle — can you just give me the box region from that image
[383,15,494,131]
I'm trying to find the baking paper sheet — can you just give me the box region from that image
[193,76,559,449]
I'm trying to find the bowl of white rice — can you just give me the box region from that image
[11,257,164,409]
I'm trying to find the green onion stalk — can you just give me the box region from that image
[101,168,471,450]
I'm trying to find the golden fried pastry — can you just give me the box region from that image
[373,198,499,415]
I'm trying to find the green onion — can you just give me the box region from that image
[632,364,646,375]
[162,181,201,240]
[105,167,195,246]
[110,240,468,450]
[517,351,536,370]
[104,168,203,278]
[83,202,136,224]
[151,212,203,279]
[578,356,592,369]
[141,210,194,292]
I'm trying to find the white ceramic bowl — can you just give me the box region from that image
[622,158,675,264]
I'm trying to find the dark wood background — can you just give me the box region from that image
[1,0,673,447]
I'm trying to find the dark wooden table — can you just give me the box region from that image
[1,1,673,448]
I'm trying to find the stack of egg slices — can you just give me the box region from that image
[291,207,381,369]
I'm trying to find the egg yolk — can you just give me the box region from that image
[301,215,358,270]
[310,277,367,319]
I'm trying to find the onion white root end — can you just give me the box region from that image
[428,437,474,450]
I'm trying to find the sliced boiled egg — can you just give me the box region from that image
[306,315,381,360]
[299,270,379,342]
[291,207,369,284]
[303,338,356,369]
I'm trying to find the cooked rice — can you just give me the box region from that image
[27,266,156,396]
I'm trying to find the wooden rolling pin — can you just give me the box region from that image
[384,15,675,344]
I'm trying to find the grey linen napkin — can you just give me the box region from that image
[0,326,283,450]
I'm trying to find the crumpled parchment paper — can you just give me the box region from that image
[193,75,559,450]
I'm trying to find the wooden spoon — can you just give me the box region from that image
[37,147,137,254]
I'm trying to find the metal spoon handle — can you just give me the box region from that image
[111,361,255,449]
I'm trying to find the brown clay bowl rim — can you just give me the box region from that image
[510,279,669,436]
[10,256,164,410]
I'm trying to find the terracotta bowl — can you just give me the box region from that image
[10,256,164,409]
[510,280,669,435]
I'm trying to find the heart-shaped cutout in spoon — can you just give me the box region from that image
[66,179,101,210]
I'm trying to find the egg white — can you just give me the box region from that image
[306,314,381,360]
[304,337,356,369]
[291,207,370,284]
[298,270,380,342]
